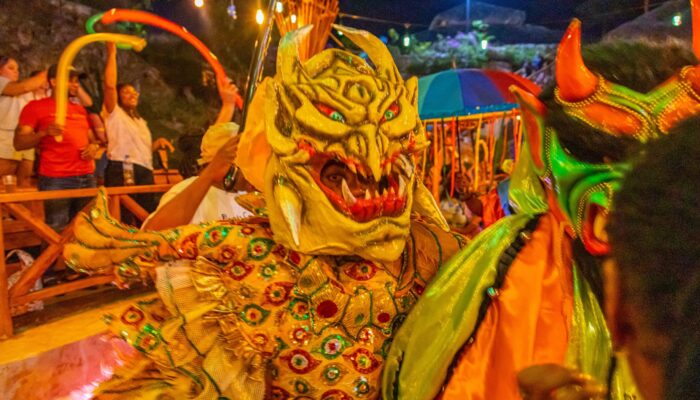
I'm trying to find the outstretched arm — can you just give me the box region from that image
[214,79,239,125]
[103,42,118,114]
[1,70,48,96]
[142,132,240,230]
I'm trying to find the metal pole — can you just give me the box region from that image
[224,0,277,190]
[240,0,277,128]
[466,0,471,30]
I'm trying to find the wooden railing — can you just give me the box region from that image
[0,184,175,338]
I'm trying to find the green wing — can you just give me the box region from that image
[382,213,535,400]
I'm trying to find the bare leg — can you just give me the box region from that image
[16,159,33,188]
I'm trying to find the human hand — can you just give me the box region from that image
[218,79,240,106]
[80,143,99,160]
[152,137,175,152]
[517,364,607,400]
[44,123,64,138]
[200,135,240,183]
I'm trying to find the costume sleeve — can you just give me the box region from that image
[64,188,196,286]
[382,213,536,400]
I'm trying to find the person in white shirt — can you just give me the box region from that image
[102,43,155,220]
[142,76,248,229]
[0,56,47,187]
[143,122,253,228]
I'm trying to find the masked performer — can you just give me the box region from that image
[383,13,700,400]
[64,26,464,400]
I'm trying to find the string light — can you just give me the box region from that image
[290,14,297,24]
[194,0,204,8]
[673,13,683,26]
[480,39,488,50]
[276,1,284,13]
[256,8,264,25]
[227,0,237,19]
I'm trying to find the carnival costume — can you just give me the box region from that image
[63,26,464,400]
[383,14,700,400]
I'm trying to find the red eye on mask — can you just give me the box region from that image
[380,102,400,124]
[316,103,346,123]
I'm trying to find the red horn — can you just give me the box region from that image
[556,19,598,101]
[693,0,700,59]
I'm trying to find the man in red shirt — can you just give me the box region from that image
[15,64,99,233]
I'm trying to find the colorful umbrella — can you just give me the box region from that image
[418,69,540,120]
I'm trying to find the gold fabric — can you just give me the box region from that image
[65,191,465,399]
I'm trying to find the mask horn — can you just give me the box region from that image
[693,0,700,59]
[277,25,314,83]
[333,24,402,83]
[556,19,598,102]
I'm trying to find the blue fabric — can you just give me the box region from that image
[38,174,96,233]
[418,69,518,119]
[497,178,512,216]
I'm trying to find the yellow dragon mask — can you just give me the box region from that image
[254,25,447,262]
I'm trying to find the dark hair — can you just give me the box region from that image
[0,55,14,69]
[177,132,204,179]
[540,41,697,163]
[608,115,700,399]
[116,83,135,92]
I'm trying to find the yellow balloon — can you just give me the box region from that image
[54,33,146,142]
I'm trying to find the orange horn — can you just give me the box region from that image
[693,0,700,58]
[556,19,598,101]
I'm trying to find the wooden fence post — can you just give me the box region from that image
[0,205,13,338]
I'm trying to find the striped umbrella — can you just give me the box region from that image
[418,69,540,120]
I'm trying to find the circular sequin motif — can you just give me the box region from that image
[204,226,230,247]
[218,246,236,262]
[252,333,268,347]
[247,238,275,260]
[289,299,310,320]
[343,348,380,374]
[294,379,310,394]
[120,305,145,327]
[353,376,371,396]
[224,261,253,281]
[260,263,278,279]
[281,349,321,374]
[264,282,293,306]
[343,261,377,281]
[316,300,339,318]
[290,327,311,345]
[239,226,255,237]
[319,334,348,359]
[177,233,200,258]
[322,364,342,383]
[240,304,270,326]
[135,325,161,352]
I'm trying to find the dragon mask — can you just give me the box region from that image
[241,25,447,262]
[512,12,700,256]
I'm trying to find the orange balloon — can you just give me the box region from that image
[100,9,243,109]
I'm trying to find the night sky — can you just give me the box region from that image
[341,0,579,29]
[155,0,581,37]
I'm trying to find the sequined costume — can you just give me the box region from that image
[64,25,465,400]
[384,13,700,400]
